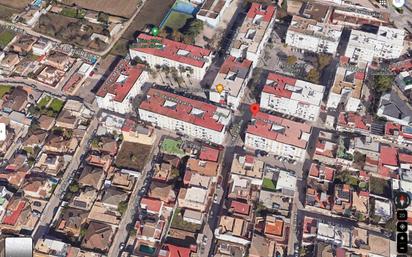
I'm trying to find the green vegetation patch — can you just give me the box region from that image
[160,138,185,155]
[262,178,277,192]
[38,95,52,108]
[170,208,201,232]
[0,85,12,98]
[0,30,15,48]
[60,7,86,19]
[49,98,64,112]
[162,11,193,30]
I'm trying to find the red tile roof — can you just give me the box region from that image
[230,201,250,215]
[247,3,276,22]
[219,56,252,75]
[263,73,297,98]
[121,118,136,132]
[338,112,369,130]
[2,200,25,225]
[265,219,284,237]
[385,122,402,136]
[247,111,311,148]
[303,217,317,234]
[390,59,412,73]
[140,197,162,213]
[199,146,220,162]
[161,244,193,257]
[133,34,211,68]
[380,146,398,166]
[96,60,145,102]
[399,153,412,164]
[139,88,226,132]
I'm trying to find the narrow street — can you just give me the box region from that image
[32,117,98,242]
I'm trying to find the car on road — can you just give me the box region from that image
[119,242,125,250]
[202,235,208,244]
[213,194,219,204]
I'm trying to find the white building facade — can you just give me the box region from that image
[286,16,343,54]
[129,34,213,80]
[138,88,231,145]
[96,61,148,114]
[260,73,325,121]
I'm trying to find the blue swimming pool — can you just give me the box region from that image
[173,1,198,15]
[139,244,156,255]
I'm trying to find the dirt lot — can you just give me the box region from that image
[60,0,141,18]
[115,142,153,171]
[35,13,108,51]
[123,0,174,37]
[0,0,31,10]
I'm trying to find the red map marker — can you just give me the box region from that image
[250,103,260,116]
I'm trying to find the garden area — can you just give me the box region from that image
[35,13,109,51]
[160,138,185,156]
[28,95,64,118]
[369,176,391,198]
[170,208,201,233]
[60,7,86,19]
[262,178,277,192]
[0,29,15,49]
[0,85,12,98]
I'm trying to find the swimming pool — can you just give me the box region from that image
[159,0,199,29]
[139,244,156,255]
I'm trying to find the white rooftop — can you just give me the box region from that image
[185,187,207,203]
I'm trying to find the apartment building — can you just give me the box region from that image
[345,26,405,64]
[230,3,275,67]
[286,15,343,54]
[209,56,253,110]
[326,57,365,112]
[245,112,312,161]
[96,60,148,114]
[260,72,325,121]
[129,34,213,80]
[196,0,232,27]
[138,88,231,144]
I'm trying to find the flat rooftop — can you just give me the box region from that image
[246,112,312,149]
[133,34,212,68]
[139,88,231,132]
[288,15,343,42]
[331,57,365,98]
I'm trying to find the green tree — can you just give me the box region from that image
[374,75,393,93]
[180,18,203,38]
[306,69,320,83]
[69,183,79,193]
[317,54,332,70]
[287,56,297,65]
[118,201,128,215]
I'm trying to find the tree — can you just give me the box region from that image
[287,56,297,65]
[374,75,393,93]
[306,69,320,83]
[118,201,128,215]
[317,54,332,70]
[69,183,79,193]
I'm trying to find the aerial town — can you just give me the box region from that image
[0,0,411,256]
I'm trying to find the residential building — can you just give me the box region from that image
[345,26,405,63]
[138,88,231,144]
[196,0,231,27]
[209,56,253,110]
[377,90,412,126]
[43,51,75,71]
[230,3,275,66]
[177,187,209,212]
[245,112,312,161]
[96,60,148,114]
[331,5,390,28]
[230,154,264,179]
[129,34,212,80]
[286,15,343,54]
[260,72,325,121]
[81,221,114,253]
[326,57,366,112]
[32,38,53,56]
[337,112,371,135]
[214,215,250,245]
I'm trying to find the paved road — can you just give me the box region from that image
[31,117,98,242]
[108,134,161,257]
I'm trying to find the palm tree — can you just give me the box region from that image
[155,64,164,84]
